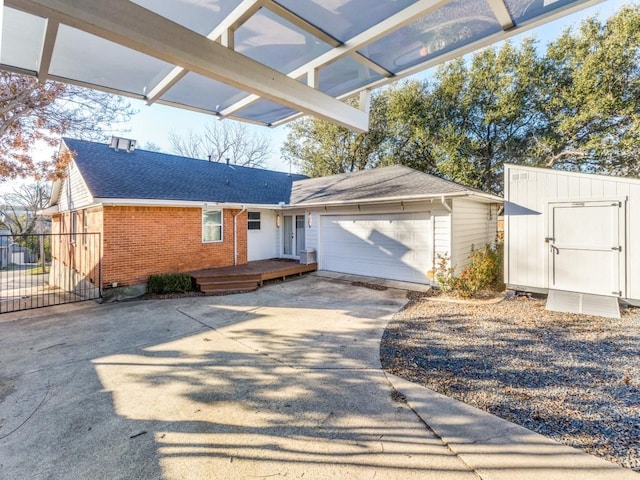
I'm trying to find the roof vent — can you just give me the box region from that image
[109,136,136,153]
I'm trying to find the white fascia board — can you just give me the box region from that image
[38,205,60,215]
[93,198,284,210]
[290,192,503,209]
[8,0,369,132]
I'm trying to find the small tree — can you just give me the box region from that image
[0,71,135,181]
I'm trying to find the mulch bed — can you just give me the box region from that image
[380,292,640,472]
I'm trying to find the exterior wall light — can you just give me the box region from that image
[276,214,280,228]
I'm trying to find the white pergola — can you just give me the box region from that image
[1,0,603,132]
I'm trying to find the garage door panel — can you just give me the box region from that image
[320,213,431,284]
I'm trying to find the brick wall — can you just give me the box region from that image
[102,206,247,286]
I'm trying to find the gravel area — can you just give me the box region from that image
[380,292,640,472]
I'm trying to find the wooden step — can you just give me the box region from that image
[195,273,262,283]
[200,286,258,295]
[197,279,259,293]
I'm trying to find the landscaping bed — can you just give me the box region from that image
[380,292,640,472]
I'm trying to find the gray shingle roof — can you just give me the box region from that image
[63,138,306,204]
[291,165,484,205]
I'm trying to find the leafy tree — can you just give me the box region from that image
[426,39,544,193]
[0,182,51,236]
[281,5,640,193]
[169,121,271,168]
[0,72,135,181]
[283,91,415,177]
[532,5,640,176]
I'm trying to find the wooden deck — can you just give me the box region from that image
[189,259,318,294]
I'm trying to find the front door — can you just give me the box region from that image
[283,214,305,257]
[548,200,625,296]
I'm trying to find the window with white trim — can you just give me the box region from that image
[247,211,261,230]
[202,209,223,242]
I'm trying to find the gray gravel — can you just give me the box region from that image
[380,292,640,472]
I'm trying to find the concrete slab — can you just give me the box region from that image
[312,270,431,293]
[386,373,640,480]
[0,276,474,479]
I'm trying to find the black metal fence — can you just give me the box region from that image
[0,233,101,313]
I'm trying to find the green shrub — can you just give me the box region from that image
[435,243,504,298]
[147,273,194,294]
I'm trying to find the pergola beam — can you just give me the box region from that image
[8,0,369,132]
[487,0,514,30]
[38,18,59,82]
[220,0,450,117]
[145,0,264,105]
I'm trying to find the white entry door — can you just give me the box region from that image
[548,200,625,296]
[283,214,305,257]
[319,212,431,284]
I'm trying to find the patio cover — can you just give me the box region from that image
[1,0,602,132]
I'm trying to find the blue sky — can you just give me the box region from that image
[10,0,631,192]
[126,0,628,173]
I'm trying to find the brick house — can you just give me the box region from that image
[46,137,501,298]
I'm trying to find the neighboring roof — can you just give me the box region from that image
[291,165,502,205]
[61,138,306,205]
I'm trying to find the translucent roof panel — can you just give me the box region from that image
[1,8,45,72]
[273,0,418,42]
[161,72,249,113]
[318,57,384,97]
[359,0,501,74]
[49,25,176,97]
[505,0,577,26]
[235,100,298,125]
[235,8,332,74]
[131,0,245,37]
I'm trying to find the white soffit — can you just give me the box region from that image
[2,0,602,131]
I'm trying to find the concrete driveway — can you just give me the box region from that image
[0,275,476,480]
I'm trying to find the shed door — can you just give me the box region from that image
[548,201,625,296]
[319,212,431,284]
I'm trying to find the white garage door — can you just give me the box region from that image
[320,212,431,284]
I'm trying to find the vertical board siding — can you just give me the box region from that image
[58,161,93,211]
[505,165,640,301]
[450,198,497,271]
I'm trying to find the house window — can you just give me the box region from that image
[202,209,223,242]
[247,211,261,230]
[71,211,78,243]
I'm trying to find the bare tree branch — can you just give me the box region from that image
[170,121,271,168]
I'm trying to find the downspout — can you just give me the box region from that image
[233,206,247,266]
[440,195,452,213]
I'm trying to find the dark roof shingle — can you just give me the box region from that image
[291,165,477,205]
[63,138,305,204]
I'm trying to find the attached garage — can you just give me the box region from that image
[319,212,431,284]
[504,164,640,317]
[290,165,503,286]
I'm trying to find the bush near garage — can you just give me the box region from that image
[435,243,504,298]
[147,273,194,294]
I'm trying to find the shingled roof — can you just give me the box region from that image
[290,165,498,205]
[62,138,305,205]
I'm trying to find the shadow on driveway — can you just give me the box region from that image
[0,276,477,479]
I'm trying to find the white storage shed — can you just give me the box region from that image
[504,164,640,316]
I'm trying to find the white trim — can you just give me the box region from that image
[202,208,224,243]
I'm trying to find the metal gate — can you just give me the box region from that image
[0,233,101,313]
